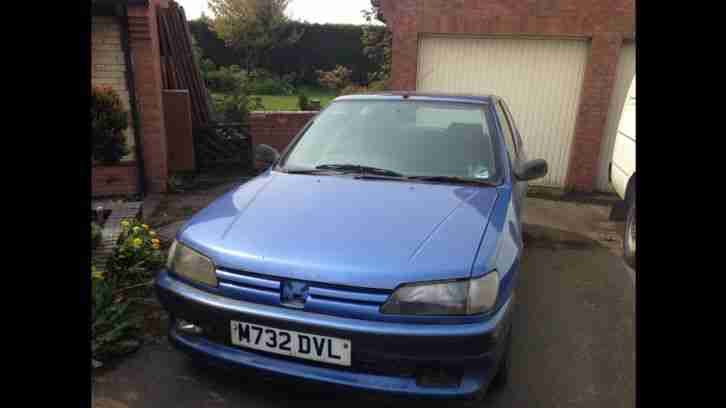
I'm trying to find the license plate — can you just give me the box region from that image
[230,321,352,367]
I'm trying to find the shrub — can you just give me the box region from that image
[206,66,295,96]
[91,265,141,367]
[109,220,165,290]
[247,77,292,95]
[246,69,295,95]
[317,66,353,94]
[297,93,309,110]
[92,286,140,366]
[92,264,103,295]
[339,79,388,96]
[249,96,265,111]
[212,93,245,123]
[92,222,102,249]
[367,80,388,92]
[205,64,246,93]
[248,78,290,95]
[91,85,130,164]
[340,84,370,96]
[212,92,262,123]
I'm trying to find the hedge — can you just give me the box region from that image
[189,20,385,85]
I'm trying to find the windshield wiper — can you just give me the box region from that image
[279,164,340,175]
[282,168,326,175]
[315,164,405,178]
[405,175,498,186]
[286,164,496,186]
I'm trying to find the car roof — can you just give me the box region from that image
[334,92,496,105]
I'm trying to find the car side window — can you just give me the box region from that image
[494,102,518,164]
[500,102,525,160]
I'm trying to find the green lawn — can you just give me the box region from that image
[254,86,336,111]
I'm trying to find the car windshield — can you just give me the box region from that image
[280,100,498,182]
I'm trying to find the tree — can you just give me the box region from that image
[207,0,303,71]
[191,34,216,81]
[361,0,391,85]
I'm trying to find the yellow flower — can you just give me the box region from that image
[132,226,141,233]
[151,238,160,245]
[132,238,143,248]
[142,224,150,230]
[120,220,130,228]
[152,243,160,250]
[149,231,157,237]
[92,268,104,280]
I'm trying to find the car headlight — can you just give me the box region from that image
[166,240,218,287]
[380,272,499,316]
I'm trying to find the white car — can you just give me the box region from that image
[610,77,636,267]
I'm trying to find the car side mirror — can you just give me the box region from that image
[515,159,548,181]
[254,144,280,169]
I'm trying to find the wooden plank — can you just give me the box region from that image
[159,7,203,124]
[156,2,254,170]
[176,4,213,124]
[155,2,215,126]
[162,6,197,119]
[160,55,168,88]
[168,4,210,124]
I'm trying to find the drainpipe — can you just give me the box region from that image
[118,3,147,197]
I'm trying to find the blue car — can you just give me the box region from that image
[155,92,548,400]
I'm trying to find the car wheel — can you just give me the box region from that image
[624,196,636,268]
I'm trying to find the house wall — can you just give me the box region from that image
[92,164,139,197]
[379,0,635,192]
[92,15,139,198]
[92,15,136,162]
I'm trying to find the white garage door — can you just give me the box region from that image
[595,41,636,192]
[417,36,589,187]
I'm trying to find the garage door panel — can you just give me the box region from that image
[417,36,589,187]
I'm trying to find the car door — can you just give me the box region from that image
[494,100,527,219]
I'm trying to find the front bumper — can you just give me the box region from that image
[155,270,513,398]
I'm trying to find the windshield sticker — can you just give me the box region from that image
[469,165,490,179]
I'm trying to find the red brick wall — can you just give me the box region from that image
[380,0,635,192]
[92,163,138,197]
[249,111,317,154]
[128,0,169,193]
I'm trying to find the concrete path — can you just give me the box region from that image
[93,197,634,408]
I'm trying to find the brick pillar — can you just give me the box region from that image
[127,0,168,193]
[565,33,623,192]
[382,0,419,91]
[390,24,419,91]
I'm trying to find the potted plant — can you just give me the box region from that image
[91,85,130,165]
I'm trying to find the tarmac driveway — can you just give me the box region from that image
[93,196,635,408]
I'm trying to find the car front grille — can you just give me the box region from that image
[215,268,392,321]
